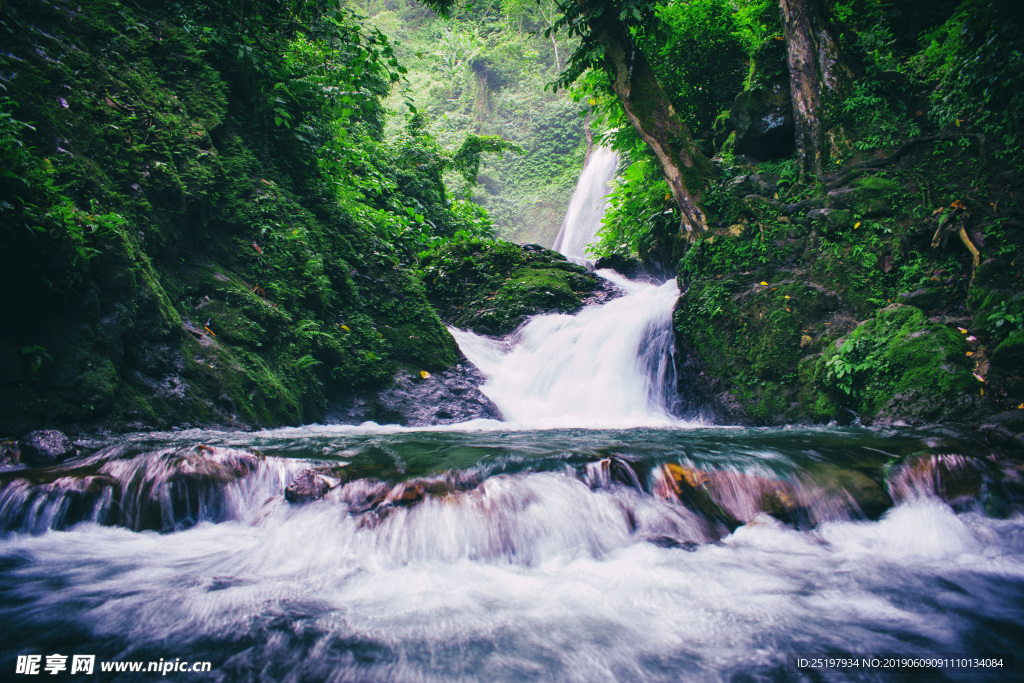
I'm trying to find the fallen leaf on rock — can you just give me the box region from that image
[420,370,431,379]
[760,281,768,286]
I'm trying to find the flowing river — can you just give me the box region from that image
[0,425,1022,681]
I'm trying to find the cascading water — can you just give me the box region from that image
[451,271,681,428]
[451,144,684,428]
[551,146,619,264]
[1,428,1021,680]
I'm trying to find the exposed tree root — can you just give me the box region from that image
[827,134,983,189]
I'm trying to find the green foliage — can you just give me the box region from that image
[0,96,127,269]
[916,0,1024,168]
[0,0,481,433]
[647,0,750,136]
[451,134,524,188]
[825,339,868,396]
[361,0,584,245]
[834,80,920,156]
[547,0,661,93]
[591,155,679,261]
[987,301,1024,337]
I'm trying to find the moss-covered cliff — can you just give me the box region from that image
[0,0,466,434]
[673,135,1023,433]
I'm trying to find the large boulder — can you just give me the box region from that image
[812,304,977,425]
[419,240,603,336]
[729,85,795,161]
[20,430,77,467]
[673,272,843,424]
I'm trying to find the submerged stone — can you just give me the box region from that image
[20,430,77,467]
[285,470,338,504]
[887,451,986,508]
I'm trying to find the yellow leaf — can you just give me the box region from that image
[966,351,974,357]
[760,281,769,286]
[784,295,790,299]
[341,325,350,332]
[1018,403,1023,409]
[420,370,431,379]
[774,192,779,199]
[980,387,984,396]
[854,222,861,229]
[786,307,791,312]
[958,327,968,334]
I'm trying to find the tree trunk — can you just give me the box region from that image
[550,33,561,72]
[598,25,711,233]
[779,0,856,184]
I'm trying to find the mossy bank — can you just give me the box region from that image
[672,140,1023,438]
[0,0,469,434]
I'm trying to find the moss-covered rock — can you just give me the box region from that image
[419,240,602,335]
[812,304,977,424]
[674,271,843,424]
[827,177,903,216]
[991,330,1024,375]
[728,85,795,161]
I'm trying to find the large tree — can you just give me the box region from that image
[549,0,713,233]
[779,0,857,183]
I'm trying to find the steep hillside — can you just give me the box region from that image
[0,0,476,433]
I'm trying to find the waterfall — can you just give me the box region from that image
[452,271,681,428]
[450,145,683,428]
[551,146,619,263]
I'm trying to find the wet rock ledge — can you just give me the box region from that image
[325,361,501,427]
